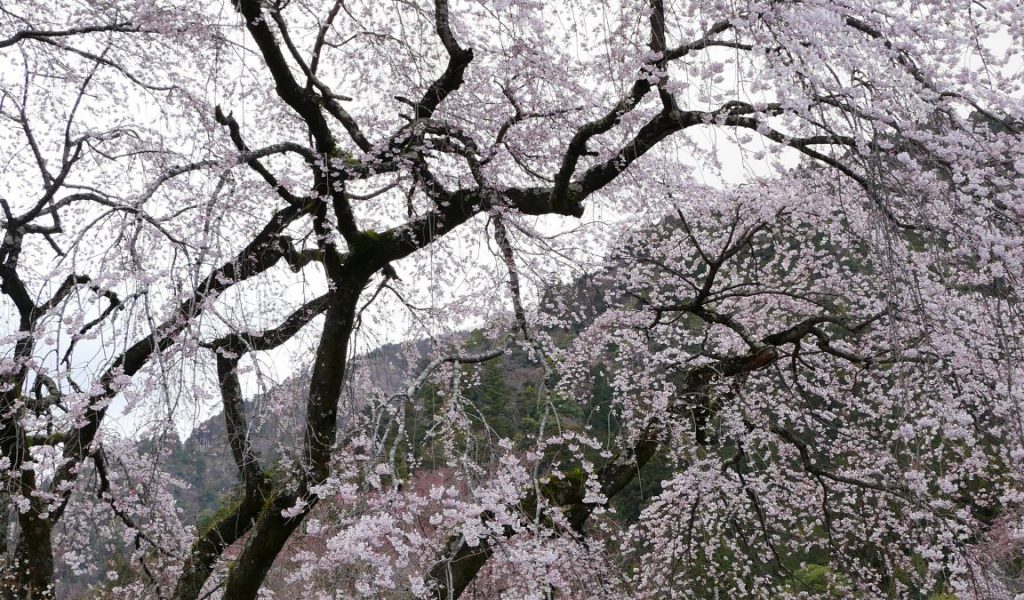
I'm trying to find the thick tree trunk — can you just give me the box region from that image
[219,285,363,600]
[220,496,306,600]
[11,509,54,599]
[0,321,53,599]
[170,490,265,600]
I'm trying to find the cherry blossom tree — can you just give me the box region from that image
[0,0,1022,599]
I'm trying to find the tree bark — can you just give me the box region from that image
[219,283,364,600]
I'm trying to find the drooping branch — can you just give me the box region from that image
[29,36,176,92]
[92,447,171,595]
[424,293,888,599]
[424,343,782,599]
[47,202,308,517]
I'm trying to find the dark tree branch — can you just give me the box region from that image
[208,294,330,355]
[215,106,310,207]
[0,22,137,49]
[268,8,370,151]
[414,0,474,119]
[233,0,344,161]
[173,294,331,600]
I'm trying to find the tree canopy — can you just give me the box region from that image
[0,0,1022,598]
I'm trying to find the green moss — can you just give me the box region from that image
[329,147,361,169]
[793,564,831,591]
[196,489,245,536]
[541,467,586,506]
[349,229,383,254]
